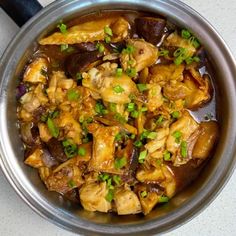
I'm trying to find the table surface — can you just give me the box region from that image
[0,0,235,235]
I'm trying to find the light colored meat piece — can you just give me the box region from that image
[166,111,200,166]
[24,148,44,168]
[39,17,129,45]
[146,83,163,112]
[45,165,84,194]
[47,71,75,104]
[83,64,138,104]
[87,124,121,174]
[120,39,158,72]
[145,128,169,153]
[114,187,141,215]
[149,64,184,86]
[164,31,196,57]
[79,182,112,213]
[23,57,48,84]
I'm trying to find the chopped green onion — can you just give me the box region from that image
[172,130,182,143]
[98,173,110,182]
[180,141,188,158]
[114,113,127,124]
[127,103,135,112]
[130,134,136,140]
[122,44,135,54]
[189,36,200,48]
[137,84,148,92]
[60,44,69,51]
[47,118,59,138]
[40,114,48,122]
[140,107,148,112]
[113,175,121,185]
[129,93,136,100]
[159,195,169,203]
[113,85,125,93]
[139,150,147,163]
[193,56,200,62]
[115,157,127,169]
[109,103,117,112]
[78,147,86,156]
[126,68,137,77]
[140,191,148,198]
[57,22,67,34]
[134,140,143,148]
[163,151,172,161]
[95,102,107,115]
[115,133,123,142]
[185,57,194,65]
[50,110,59,119]
[67,89,79,101]
[174,57,184,65]
[76,72,82,81]
[140,130,150,140]
[67,180,76,188]
[105,189,114,202]
[156,115,164,125]
[147,132,157,140]
[63,140,78,158]
[173,48,188,58]
[159,49,169,56]
[171,111,180,119]
[104,26,113,36]
[131,110,139,118]
[105,36,111,43]
[96,43,105,53]
[86,117,93,123]
[116,68,123,77]
[181,29,191,39]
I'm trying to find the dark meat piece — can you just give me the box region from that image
[74,42,97,52]
[20,122,40,146]
[41,147,59,168]
[46,138,68,162]
[135,17,166,45]
[65,51,102,78]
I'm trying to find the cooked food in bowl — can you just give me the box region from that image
[16,11,219,216]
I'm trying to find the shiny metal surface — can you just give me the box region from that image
[0,0,236,235]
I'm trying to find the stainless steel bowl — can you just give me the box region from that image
[0,0,236,235]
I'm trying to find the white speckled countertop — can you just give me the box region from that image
[0,0,235,235]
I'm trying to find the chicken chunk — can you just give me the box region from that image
[45,165,84,194]
[79,182,112,213]
[114,187,141,215]
[149,64,185,86]
[24,148,44,168]
[47,71,76,104]
[146,83,164,112]
[39,17,129,45]
[166,111,200,166]
[83,64,138,104]
[145,128,169,153]
[87,124,121,174]
[120,39,158,73]
[23,57,48,84]
[164,32,196,57]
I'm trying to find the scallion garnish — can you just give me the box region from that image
[114,157,127,169]
[138,150,147,163]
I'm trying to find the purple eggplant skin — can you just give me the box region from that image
[135,17,166,45]
[16,83,27,99]
[20,122,40,146]
[46,138,68,163]
[65,51,102,79]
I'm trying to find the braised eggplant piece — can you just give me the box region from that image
[65,51,102,78]
[18,11,219,216]
[135,17,166,45]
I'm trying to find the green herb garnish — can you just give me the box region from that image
[180,141,188,158]
[116,68,123,77]
[139,150,147,163]
[159,195,169,203]
[96,43,105,53]
[113,85,125,93]
[126,68,137,77]
[181,29,191,39]
[67,180,76,188]
[171,111,180,119]
[47,118,59,138]
[114,157,127,169]
[57,22,67,34]
[163,151,172,161]
[140,191,148,198]
[137,84,148,92]
[67,89,79,101]
[78,147,86,156]
[172,130,182,143]
[104,26,113,36]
